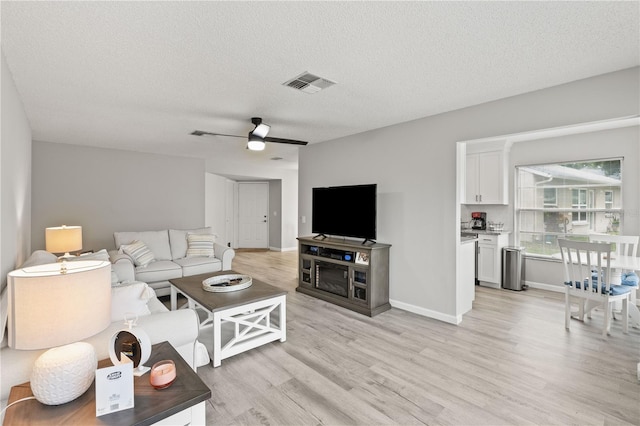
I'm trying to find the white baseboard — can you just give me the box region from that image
[390,299,461,325]
[525,280,564,293]
[268,246,298,252]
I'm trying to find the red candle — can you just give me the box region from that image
[149,360,176,389]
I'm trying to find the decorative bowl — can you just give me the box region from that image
[202,274,252,293]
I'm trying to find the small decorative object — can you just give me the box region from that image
[95,359,134,416]
[355,252,370,265]
[149,360,177,389]
[31,342,97,405]
[202,274,252,293]
[109,313,151,376]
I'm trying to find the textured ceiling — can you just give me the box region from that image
[2,1,639,173]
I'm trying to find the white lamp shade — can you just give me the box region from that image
[7,260,111,350]
[46,225,82,254]
[247,134,266,151]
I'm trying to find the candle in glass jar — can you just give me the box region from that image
[149,360,176,389]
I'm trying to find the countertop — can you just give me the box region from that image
[462,229,511,235]
[460,236,478,244]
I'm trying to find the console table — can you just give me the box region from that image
[3,341,210,426]
[296,236,391,316]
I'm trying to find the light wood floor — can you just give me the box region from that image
[191,250,640,425]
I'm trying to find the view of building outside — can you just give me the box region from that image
[516,159,622,256]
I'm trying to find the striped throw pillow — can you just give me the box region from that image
[121,240,155,267]
[186,234,215,258]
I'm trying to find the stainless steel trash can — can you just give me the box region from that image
[502,246,526,291]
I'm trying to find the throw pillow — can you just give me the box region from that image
[69,248,110,262]
[121,240,155,267]
[110,282,153,323]
[186,234,215,258]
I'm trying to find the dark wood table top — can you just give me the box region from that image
[169,270,287,313]
[3,341,211,426]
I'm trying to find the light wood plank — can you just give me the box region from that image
[163,250,640,425]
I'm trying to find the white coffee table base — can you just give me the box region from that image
[171,286,286,367]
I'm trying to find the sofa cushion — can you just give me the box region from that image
[68,249,119,284]
[19,250,57,267]
[174,256,222,277]
[186,234,215,258]
[168,227,212,260]
[134,260,182,283]
[110,282,153,323]
[114,230,172,261]
[121,240,156,267]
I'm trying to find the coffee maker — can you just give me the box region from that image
[471,212,487,230]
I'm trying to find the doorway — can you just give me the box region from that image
[237,182,269,248]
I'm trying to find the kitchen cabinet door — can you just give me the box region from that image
[478,242,499,283]
[464,151,507,205]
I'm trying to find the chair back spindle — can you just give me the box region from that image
[559,239,612,296]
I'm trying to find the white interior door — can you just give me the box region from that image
[238,182,269,248]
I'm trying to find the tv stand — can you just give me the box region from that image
[296,236,391,317]
[312,233,328,240]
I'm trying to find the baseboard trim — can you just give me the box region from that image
[525,280,564,293]
[390,299,461,325]
[268,246,298,252]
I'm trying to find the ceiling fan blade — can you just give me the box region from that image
[264,136,308,146]
[191,130,245,138]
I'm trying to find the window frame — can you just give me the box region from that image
[515,158,623,259]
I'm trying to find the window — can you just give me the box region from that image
[516,159,622,257]
[571,188,587,223]
[543,188,557,207]
[605,190,613,210]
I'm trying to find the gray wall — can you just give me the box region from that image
[269,180,283,250]
[298,67,640,323]
[32,142,206,251]
[1,52,31,291]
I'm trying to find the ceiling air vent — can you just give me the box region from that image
[283,72,336,94]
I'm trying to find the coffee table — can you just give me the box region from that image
[169,271,287,367]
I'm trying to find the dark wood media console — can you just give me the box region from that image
[296,236,391,316]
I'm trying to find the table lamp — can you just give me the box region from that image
[7,260,111,405]
[45,225,82,258]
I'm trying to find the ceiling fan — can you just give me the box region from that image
[191,117,308,151]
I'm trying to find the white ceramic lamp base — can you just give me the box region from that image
[30,342,97,405]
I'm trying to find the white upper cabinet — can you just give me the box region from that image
[464,150,508,205]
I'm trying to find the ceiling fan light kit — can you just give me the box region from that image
[191,117,308,151]
[247,134,266,151]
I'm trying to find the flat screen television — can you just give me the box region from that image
[312,184,377,241]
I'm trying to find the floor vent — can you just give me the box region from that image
[283,72,336,94]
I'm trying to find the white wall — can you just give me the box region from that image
[1,52,31,291]
[205,172,233,245]
[299,67,640,323]
[32,142,206,251]
[205,158,299,250]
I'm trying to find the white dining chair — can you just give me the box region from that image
[558,239,631,337]
[589,234,639,319]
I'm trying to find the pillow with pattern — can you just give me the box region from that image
[120,240,155,267]
[186,234,215,258]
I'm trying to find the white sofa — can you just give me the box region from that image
[112,228,235,297]
[0,250,207,407]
